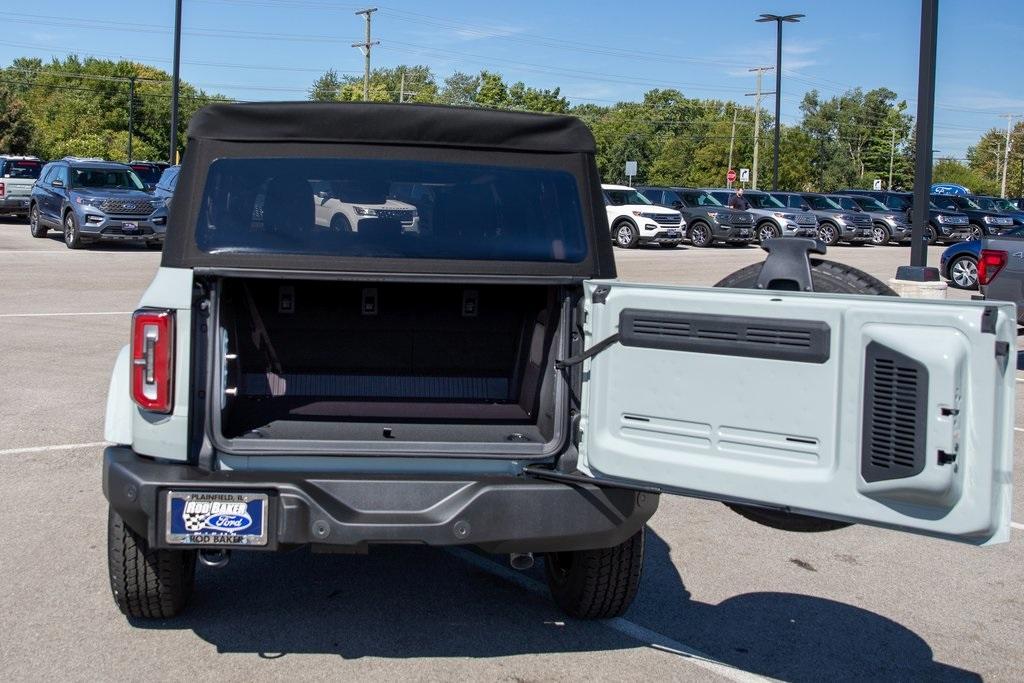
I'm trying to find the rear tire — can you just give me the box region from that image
[544,528,644,619]
[714,258,896,532]
[108,508,196,619]
[948,254,979,289]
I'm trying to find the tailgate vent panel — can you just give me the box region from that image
[619,309,830,363]
[861,342,927,482]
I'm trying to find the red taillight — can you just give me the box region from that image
[978,249,1008,286]
[0,182,5,198]
[131,309,175,413]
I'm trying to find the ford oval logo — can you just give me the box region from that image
[204,512,253,531]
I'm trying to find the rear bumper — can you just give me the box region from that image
[103,447,658,554]
[0,197,31,214]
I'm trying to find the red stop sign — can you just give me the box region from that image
[727,169,737,182]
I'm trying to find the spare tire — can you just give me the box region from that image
[713,257,896,532]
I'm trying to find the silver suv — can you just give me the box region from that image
[706,188,818,242]
[0,156,44,219]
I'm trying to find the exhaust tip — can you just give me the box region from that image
[509,552,534,571]
[198,548,231,569]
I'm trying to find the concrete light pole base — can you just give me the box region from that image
[888,278,948,299]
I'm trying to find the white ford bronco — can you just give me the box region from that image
[104,102,1015,621]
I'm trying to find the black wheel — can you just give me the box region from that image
[63,211,83,249]
[612,221,639,249]
[688,221,713,248]
[29,204,47,238]
[817,222,840,246]
[870,223,891,246]
[757,221,780,243]
[968,224,985,239]
[948,254,979,289]
[108,508,196,619]
[330,213,353,232]
[926,224,939,245]
[544,528,645,619]
[714,258,896,532]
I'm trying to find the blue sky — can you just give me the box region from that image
[1,0,1022,158]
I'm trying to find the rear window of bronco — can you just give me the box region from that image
[194,157,588,262]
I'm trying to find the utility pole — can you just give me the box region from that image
[888,128,896,189]
[995,143,1002,183]
[1000,114,1013,198]
[399,69,405,103]
[352,8,379,102]
[745,67,774,190]
[169,0,182,164]
[127,75,136,162]
[726,107,738,188]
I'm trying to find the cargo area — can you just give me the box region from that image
[212,278,568,452]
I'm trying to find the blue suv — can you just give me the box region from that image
[29,158,168,249]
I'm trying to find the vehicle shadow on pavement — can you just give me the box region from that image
[628,532,980,681]
[133,531,979,681]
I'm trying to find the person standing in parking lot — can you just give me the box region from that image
[729,188,751,211]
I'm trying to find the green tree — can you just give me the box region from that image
[0,85,34,153]
[309,69,343,101]
[439,72,480,106]
[474,71,509,108]
[933,158,1000,196]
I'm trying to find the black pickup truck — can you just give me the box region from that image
[101,102,1015,622]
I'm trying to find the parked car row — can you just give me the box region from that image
[5,156,180,250]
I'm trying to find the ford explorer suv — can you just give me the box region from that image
[102,102,1015,623]
[29,158,168,249]
[705,188,819,242]
[931,193,1016,238]
[841,189,971,244]
[841,193,915,245]
[971,196,1024,226]
[781,192,872,246]
[0,155,44,219]
[637,186,754,247]
[602,184,683,248]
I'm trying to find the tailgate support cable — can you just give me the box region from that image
[554,333,620,370]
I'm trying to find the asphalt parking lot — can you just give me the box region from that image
[1,217,1022,682]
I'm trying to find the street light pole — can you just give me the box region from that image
[169,0,182,164]
[756,13,803,192]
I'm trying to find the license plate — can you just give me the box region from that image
[739,229,750,237]
[666,231,680,238]
[121,221,139,234]
[165,491,268,546]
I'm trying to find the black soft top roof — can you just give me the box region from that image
[186,101,595,154]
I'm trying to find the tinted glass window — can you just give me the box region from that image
[604,189,651,206]
[130,164,163,185]
[853,196,887,211]
[953,196,981,210]
[747,193,785,209]
[196,157,587,263]
[640,189,661,203]
[833,196,858,210]
[806,195,841,211]
[3,160,42,179]
[39,164,55,184]
[55,165,69,186]
[886,195,911,210]
[70,167,145,190]
[932,196,956,210]
[682,191,720,207]
[158,167,180,190]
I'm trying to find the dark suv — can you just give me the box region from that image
[638,186,754,247]
[930,194,1016,238]
[29,158,168,249]
[841,190,971,244]
[772,192,872,246]
[128,160,170,191]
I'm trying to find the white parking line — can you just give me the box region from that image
[0,311,131,318]
[1012,522,1024,531]
[1015,428,1024,434]
[447,547,770,683]
[0,441,108,455]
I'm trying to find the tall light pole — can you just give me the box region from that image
[169,0,182,164]
[756,13,803,192]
